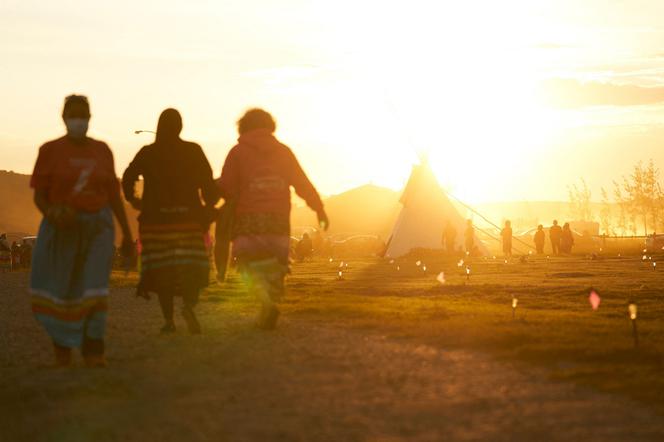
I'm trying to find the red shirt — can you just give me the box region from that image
[31,136,120,212]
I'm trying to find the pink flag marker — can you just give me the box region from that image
[589,290,601,311]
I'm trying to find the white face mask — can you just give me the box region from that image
[65,118,89,139]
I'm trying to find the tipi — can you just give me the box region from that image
[384,161,488,258]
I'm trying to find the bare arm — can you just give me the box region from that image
[196,145,220,207]
[109,190,134,257]
[110,191,132,239]
[34,189,70,227]
[34,189,50,217]
[288,149,329,230]
[121,149,144,210]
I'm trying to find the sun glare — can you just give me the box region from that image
[300,0,575,201]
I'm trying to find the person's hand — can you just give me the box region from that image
[45,206,60,226]
[47,205,77,229]
[120,236,135,258]
[317,209,330,231]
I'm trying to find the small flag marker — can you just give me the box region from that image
[629,302,639,348]
[512,297,518,318]
[437,272,446,284]
[589,290,601,310]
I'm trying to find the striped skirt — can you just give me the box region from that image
[232,212,290,305]
[30,208,115,348]
[139,222,210,295]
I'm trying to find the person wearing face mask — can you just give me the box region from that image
[29,94,133,368]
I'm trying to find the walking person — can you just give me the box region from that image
[442,221,457,254]
[549,220,562,255]
[295,232,313,262]
[464,219,475,256]
[21,240,33,269]
[561,222,575,254]
[501,220,513,257]
[123,108,219,334]
[10,241,21,271]
[218,108,328,329]
[0,234,10,273]
[30,95,133,367]
[534,224,545,254]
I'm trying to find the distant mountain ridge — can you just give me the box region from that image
[1,170,593,238]
[0,171,41,235]
[0,170,139,240]
[291,184,401,238]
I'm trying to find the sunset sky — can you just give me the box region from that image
[3,0,664,203]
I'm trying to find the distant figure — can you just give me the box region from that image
[30,95,133,367]
[21,240,33,269]
[218,108,328,330]
[534,224,545,254]
[10,241,21,271]
[464,219,474,255]
[123,108,219,335]
[550,220,562,255]
[561,222,575,254]
[442,221,457,253]
[312,229,324,255]
[0,234,10,273]
[295,233,314,262]
[500,220,513,257]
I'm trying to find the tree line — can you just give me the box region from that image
[568,160,663,236]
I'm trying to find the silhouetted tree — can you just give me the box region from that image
[599,187,612,235]
[613,160,663,235]
[568,178,593,221]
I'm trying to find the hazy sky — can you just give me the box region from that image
[3,0,664,203]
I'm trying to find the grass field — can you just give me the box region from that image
[2,252,664,441]
[285,252,664,409]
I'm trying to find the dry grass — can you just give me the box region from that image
[281,252,664,409]
[2,252,664,441]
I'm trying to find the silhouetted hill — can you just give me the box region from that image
[0,170,139,241]
[291,184,401,238]
[0,171,41,235]
[1,170,608,241]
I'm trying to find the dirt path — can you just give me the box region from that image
[1,271,664,441]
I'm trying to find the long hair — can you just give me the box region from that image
[62,94,90,117]
[156,108,183,143]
